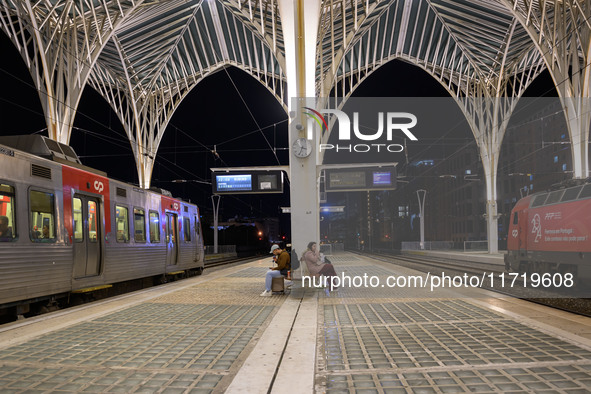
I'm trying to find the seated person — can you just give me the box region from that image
[0,216,13,239]
[302,241,338,293]
[260,244,291,296]
[42,225,50,239]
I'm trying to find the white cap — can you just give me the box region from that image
[269,244,280,253]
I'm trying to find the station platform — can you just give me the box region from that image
[1,253,591,393]
[402,249,505,266]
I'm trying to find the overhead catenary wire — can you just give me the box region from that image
[2,4,591,188]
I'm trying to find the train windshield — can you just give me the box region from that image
[579,184,591,199]
[562,186,583,202]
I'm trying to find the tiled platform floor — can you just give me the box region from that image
[1,254,591,393]
[316,255,591,393]
[0,264,285,393]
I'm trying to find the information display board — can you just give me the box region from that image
[212,171,284,195]
[325,166,397,192]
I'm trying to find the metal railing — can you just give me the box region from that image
[204,245,236,254]
[401,241,454,250]
[463,240,488,252]
[320,242,345,255]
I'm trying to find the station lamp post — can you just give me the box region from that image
[416,189,426,250]
[211,195,221,254]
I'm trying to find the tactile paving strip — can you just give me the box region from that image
[95,303,274,326]
[324,300,504,326]
[0,364,223,393]
[227,267,270,278]
[325,364,591,393]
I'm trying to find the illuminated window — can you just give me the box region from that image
[30,190,56,242]
[73,198,83,242]
[554,156,558,163]
[134,208,146,242]
[149,211,160,242]
[0,183,16,241]
[183,217,191,241]
[115,205,129,242]
[88,201,98,243]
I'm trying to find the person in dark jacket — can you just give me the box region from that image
[0,216,12,239]
[261,244,291,296]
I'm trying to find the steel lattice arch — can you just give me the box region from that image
[1,0,590,253]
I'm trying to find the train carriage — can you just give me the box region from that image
[0,135,204,318]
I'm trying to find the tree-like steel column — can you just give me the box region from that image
[88,1,288,189]
[502,0,591,179]
[458,47,544,254]
[0,0,144,144]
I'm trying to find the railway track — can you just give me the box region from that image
[204,255,262,269]
[355,251,591,318]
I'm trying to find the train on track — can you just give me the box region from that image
[505,179,591,282]
[0,135,205,318]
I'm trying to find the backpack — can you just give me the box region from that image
[291,250,300,270]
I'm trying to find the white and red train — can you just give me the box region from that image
[505,181,591,282]
[0,135,204,318]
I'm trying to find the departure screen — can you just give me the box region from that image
[372,172,392,186]
[258,174,277,190]
[215,174,252,191]
[329,171,366,188]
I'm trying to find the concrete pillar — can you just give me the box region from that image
[278,0,322,267]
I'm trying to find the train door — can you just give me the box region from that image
[516,210,526,250]
[73,195,102,278]
[165,212,178,266]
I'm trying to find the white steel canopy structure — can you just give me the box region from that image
[1,0,590,254]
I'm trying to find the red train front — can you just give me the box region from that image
[505,181,591,282]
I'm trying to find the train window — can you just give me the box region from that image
[183,217,191,242]
[73,198,83,242]
[115,205,129,242]
[0,183,16,241]
[195,215,201,240]
[531,193,548,207]
[29,190,55,242]
[561,186,583,202]
[513,212,518,225]
[579,184,591,199]
[149,211,160,243]
[133,208,146,242]
[545,190,564,205]
[88,201,98,242]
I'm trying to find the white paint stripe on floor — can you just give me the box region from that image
[225,296,301,394]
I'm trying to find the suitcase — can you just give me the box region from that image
[272,276,285,292]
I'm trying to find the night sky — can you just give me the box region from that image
[0,31,557,223]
